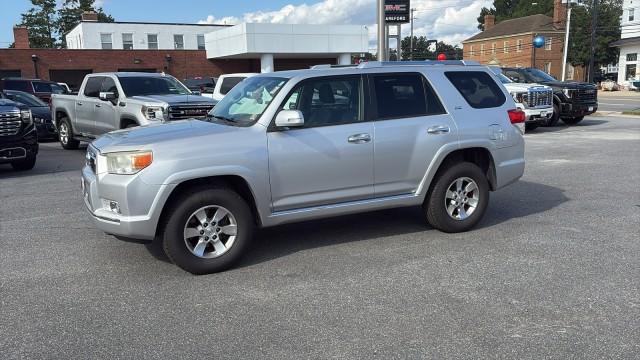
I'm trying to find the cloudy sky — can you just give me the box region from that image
[1,0,491,49]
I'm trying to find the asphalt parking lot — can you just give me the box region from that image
[597,91,640,112]
[1,116,639,359]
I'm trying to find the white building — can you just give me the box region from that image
[612,0,640,86]
[65,13,369,73]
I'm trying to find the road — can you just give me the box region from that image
[1,116,639,359]
[597,94,639,112]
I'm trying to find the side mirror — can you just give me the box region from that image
[99,91,117,102]
[275,110,304,128]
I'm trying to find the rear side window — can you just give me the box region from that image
[84,77,104,98]
[220,77,244,95]
[445,71,506,109]
[3,80,31,92]
[373,73,445,119]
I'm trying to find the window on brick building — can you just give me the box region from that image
[629,8,635,22]
[545,37,552,50]
[174,34,184,49]
[627,53,638,62]
[517,39,523,52]
[100,33,112,49]
[491,42,496,55]
[122,33,133,50]
[469,45,474,56]
[504,41,509,53]
[480,44,485,56]
[197,34,206,50]
[544,62,552,74]
[147,34,158,49]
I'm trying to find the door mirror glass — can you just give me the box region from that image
[99,91,117,102]
[275,110,304,128]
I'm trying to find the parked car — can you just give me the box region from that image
[629,81,640,91]
[81,60,526,274]
[199,73,258,103]
[491,68,553,132]
[51,72,216,150]
[0,91,38,170]
[3,90,57,140]
[502,67,598,125]
[57,82,73,94]
[0,78,67,103]
[183,77,217,95]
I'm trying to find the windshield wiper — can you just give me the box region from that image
[209,115,237,123]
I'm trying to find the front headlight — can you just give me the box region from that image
[20,110,32,125]
[105,151,153,175]
[562,89,575,98]
[141,106,165,120]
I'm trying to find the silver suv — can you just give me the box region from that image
[82,61,526,274]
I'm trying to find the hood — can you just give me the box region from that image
[91,119,244,153]
[129,94,216,106]
[538,80,596,90]
[0,98,24,110]
[503,82,551,92]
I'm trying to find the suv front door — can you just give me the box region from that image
[267,75,374,212]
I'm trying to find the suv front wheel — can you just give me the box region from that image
[424,162,490,233]
[162,187,254,274]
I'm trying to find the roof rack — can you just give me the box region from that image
[311,60,481,70]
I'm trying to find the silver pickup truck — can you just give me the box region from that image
[51,72,215,149]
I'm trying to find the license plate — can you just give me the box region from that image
[588,106,594,112]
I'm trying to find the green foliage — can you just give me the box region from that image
[400,36,463,60]
[477,0,554,30]
[18,0,57,48]
[17,0,114,48]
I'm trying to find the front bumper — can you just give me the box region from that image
[560,102,598,117]
[523,107,553,125]
[0,126,38,164]
[81,164,175,240]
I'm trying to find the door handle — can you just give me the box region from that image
[95,104,101,108]
[77,102,83,106]
[427,125,450,135]
[348,133,371,144]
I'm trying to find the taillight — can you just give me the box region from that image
[508,109,526,124]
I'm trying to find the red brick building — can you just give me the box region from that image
[0,27,336,91]
[462,0,579,80]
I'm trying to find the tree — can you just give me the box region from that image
[400,36,463,61]
[477,0,554,30]
[57,0,115,47]
[18,0,57,48]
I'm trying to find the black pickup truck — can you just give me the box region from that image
[0,91,38,171]
[502,67,598,126]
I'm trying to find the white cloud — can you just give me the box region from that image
[198,0,492,49]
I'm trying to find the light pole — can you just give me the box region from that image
[588,0,599,83]
[410,8,416,60]
[561,5,572,81]
[377,0,386,61]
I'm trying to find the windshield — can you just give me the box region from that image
[497,73,513,84]
[118,76,191,97]
[524,68,556,82]
[5,91,47,107]
[33,82,66,94]
[209,76,288,126]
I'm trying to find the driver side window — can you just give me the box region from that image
[100,77,119,98]
[281,76,362,128]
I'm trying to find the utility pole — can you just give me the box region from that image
[410,8,416,60]
[588,0,599,83]
[562,4,572,81]
[377,0,387,61]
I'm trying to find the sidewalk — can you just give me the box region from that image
[598,90,640,98]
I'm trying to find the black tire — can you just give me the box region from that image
[58,117,80,150]
[424,162,490,233]
[525,123,539,132]
[562,116,584,125]
[162,186,255,274]
[546,103,560,127]
[11,155,36,171]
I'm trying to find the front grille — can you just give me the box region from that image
[524,88,553,108]
[168,105,214,120]
[576,88,597,103]
[0,112,22,136]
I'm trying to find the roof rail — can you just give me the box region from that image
[310,64,359,70]
[358,60,481,68]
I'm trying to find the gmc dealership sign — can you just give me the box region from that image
[385,0,410,24]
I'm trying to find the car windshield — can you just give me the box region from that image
[524,68,556,82]
[497,73,513,84]
[5,91,47,107]
[208,76,288,126]
[33,82,66,94]
[118,76,191,97]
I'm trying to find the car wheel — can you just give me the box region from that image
[424,162,490,233]
[546,103,560,127]
[11,155,36,171]
[525,123,539,132]
[562,116,584,125]
[58,117,80,150]
[162,187,255,274]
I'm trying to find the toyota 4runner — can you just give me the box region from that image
[82,61,526,274]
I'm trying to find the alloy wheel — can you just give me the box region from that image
[444,177,480,221]
[59,123,68,145]
[183,205,238,259]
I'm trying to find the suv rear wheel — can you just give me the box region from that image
[562,116,584,125]
[424,162,489,233]
[58,117,80,150]
[162,187,254,274]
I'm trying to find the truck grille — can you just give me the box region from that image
[168,105,214,120]
[0,112,22,137]
[576,88,597,103]
[523,89,553,108]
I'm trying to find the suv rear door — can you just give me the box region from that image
[369,72,456,197]
[267,75,374,212]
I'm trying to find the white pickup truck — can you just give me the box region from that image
[51,72,215,149]
[492,68,553,132]
[200,73,257,103]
